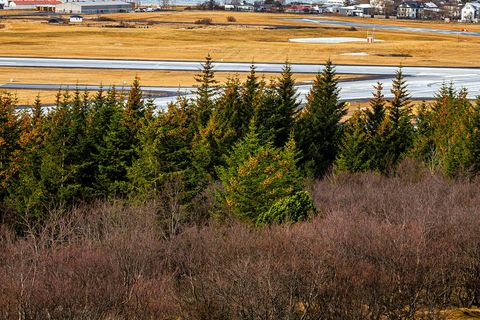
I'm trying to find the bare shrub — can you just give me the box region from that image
[95,16,115,22]
[2,169,480,318]
[226,16,237,22]
[194,18,213,25]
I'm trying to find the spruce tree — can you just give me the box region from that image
[335,110,372,172]
[0,93,21,203]
[378,68,414,173]
[271,61,300,147]
[366,82,386,136]
[194,54,219,128]
[295,60,347,177]
[217,121,302,223]
[240,63,260,126]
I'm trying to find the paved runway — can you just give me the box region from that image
[282,18,480,37]
[1,57,480,106]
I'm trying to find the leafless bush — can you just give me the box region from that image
[2,168,480,318]
[95,16,115,22]
[194,18,213,25]
[226,16,237,22]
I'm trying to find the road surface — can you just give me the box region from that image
[281,18,480,37]
[1,57,479,106]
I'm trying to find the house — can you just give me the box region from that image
[422,1,441,19]
[338,5,356,15]
[285,4,320,13]
[353,3,375,16]
[369,0,395,16]
[55,0,133,13]
[441,3,462,19]
[461,2,480,22]
[397,1,424,19]
[5,0,60,10]
[339,4,374,16]
[69,15,83,22]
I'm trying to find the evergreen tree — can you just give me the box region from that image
[366,82,386,136]
[378,68,414,173]
[255,78,281,144]
[295,60,347,177]
[335,110,372,172]
[194,54,219,128]
[124,77,146,133]
[271,61,300,147]
[217,122,302,223]
[7,96,47,217]
[240,64,260,128]
[0,93,21,203]
[129,96,199,199]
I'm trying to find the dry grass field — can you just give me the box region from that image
[0,10,479,66]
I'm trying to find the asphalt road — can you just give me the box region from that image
[1,57,480,106]
[282,18,480,37]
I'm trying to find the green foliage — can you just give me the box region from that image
[256,190,315,225]
[377,68,414,173]
[0,93,21,202]
[217,123,302,223]
[194,54,219,128]
[295,60,347,177]
[335,110,372,172]
[256,62,299,148]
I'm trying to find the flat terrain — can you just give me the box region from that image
[0,10,479,66]
[1,9,480,103]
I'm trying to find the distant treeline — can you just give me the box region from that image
[1,55,480,228]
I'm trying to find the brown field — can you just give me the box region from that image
[0,66,362,105]
[0,11,479,66]
[0,67,361,87]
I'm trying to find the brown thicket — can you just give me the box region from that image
[1,165,480,319]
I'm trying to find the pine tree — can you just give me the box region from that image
[335,110,372,172]
[7,96,47,217]
[378,68,414,173]
[0,93,21,203]
[194,54,219,128]
[124,77,146,133]
[213,75,249,154]
[217,121,302,223]
[295,60,347,177]
[271,61,300,147]
[366,82,386,136]
[129,97,198,198]
[240,63,260,127]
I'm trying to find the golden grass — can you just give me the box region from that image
[0,67,362,105]
[0,12,479,66]
[0,67,361,87]
[2,89,59,105]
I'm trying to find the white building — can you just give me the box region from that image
[56,0,133,14]
[461,2,480,22]
[369,0,395,15]
[4,0,60,9]
[70,15,83,22]
[397,1,424,19]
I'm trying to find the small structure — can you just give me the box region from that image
[339,4,374,16]
[397,1,424,19]
[69,15,83,22]
[461,2,480,22]
[56,1,133,14]
[422,1,440,19]
[5,0,60,10]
